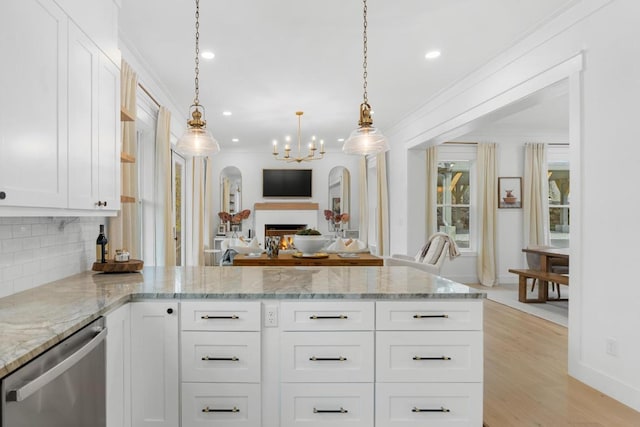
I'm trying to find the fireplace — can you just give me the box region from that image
[254,203,319,248]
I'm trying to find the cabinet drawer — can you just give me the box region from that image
[182,383,260,427]
[376,331,482,383]
[181,301,261,331]
[281,383,373,427]
[281,301,374,331]
[281,331,374,383]
[182,332,260,383]
[376,301,482,331]
[375,382,482,427]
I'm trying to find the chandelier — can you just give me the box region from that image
[272,111,325,163]
[342,0,389,156]
[175,0,220,157]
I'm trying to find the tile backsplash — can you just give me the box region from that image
[0,217,105,298]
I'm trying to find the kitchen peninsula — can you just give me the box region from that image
[0,266,485,426]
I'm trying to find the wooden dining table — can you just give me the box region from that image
[516,246,570,302]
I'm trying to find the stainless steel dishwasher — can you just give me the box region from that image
[1,317,107,427]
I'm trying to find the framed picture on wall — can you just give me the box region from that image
[498,177,522,208]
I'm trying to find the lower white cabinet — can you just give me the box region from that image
[281,383,374,427]
[375,383,483,427]
[182,383,261,427]
[130,302,180,427]
[120,299,482,427]
[105,304,131,427]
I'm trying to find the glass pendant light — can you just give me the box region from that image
[176,0,220,157]
[342,0,389,156]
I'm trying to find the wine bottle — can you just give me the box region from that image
[96,224,108,263]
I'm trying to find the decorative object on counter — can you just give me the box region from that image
[96,224,108,263]
[292,252,329,259]
[175,0,220,157]
[92,259,143,273]
[324,210,350,236]
[272,111,325,163]
[265,236,281,258]
[342,0,389,156]
[293,229,328,256]
[325,238,369,253]
[114,249,130,262]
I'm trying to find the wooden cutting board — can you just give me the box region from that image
[92,259,143,273]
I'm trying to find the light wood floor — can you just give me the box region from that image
[483,299,640,426]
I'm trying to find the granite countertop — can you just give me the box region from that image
[0,266,484,378]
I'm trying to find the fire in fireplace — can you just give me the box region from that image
[265,224,306,250]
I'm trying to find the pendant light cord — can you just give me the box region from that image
[194,0,200,106]
[362,0,368,105]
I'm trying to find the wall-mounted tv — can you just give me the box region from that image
[262,169,312,198]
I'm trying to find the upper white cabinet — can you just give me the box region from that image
[0,0,121,215]
[0,0,68,209]
[68,23,120,211]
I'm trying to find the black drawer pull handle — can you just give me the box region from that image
[201,315,239,319]
[309,356,347,361]
[313,407,348,414]
[202,406,239,413]
[309,315,348,319]
[413,356,452,361]
[413,314,449,319]
[202,356,239,361]
[412,406,450,413]
[0,191,6,200]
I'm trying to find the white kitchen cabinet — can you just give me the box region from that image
[0,0,68,209]
[181,301,261,427]
[106,304,131,427]
[0,0,120,216]
[67,22,120,211]
[375,300,484,427]
[131,302,180,427]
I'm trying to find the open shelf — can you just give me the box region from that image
[120,106,135,122]
[120,152,136,163]
[121,195,136,203]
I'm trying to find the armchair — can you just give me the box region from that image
[385,232,460,276]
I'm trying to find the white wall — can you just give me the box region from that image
[386,0,640,411]
[208,150,361,239]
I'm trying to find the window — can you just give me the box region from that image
[548,161,569,247]
[437,160,471,249]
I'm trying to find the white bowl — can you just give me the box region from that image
[293,235,327,255]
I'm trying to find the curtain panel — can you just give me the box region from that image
[523,143,550,246]
[476,143,498,286]
[425,145,438,238]
[155,107,175,266]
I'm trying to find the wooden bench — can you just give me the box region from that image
[508,268,569,303]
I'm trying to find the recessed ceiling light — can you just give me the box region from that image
[222,111,232,116]
[425,50,441,60]
[337,138,345,142]
[201,50,215,60]
[232,138,239,143]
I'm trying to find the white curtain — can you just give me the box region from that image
[476,143,498,286]
[358,157,368,246]
[155,107,175,266]
[523,143,550,246]
[190,157,214,266]
[376,153,390,256]
[108,60,138,259]
[425,145,438,238]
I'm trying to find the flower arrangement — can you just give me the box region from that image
[324,209,350,232]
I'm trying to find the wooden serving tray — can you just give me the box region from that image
[92,259,143,273]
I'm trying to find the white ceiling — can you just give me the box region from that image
[119,0,577,152]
